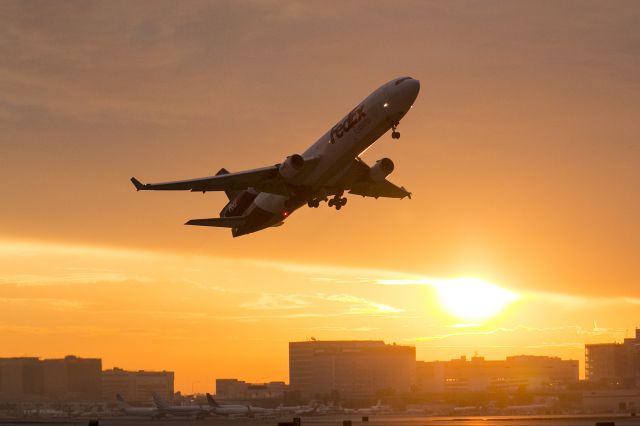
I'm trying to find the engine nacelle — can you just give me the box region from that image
[279,154,305,179]
[369,158,394,182]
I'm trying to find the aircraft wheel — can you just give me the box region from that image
[392,131,400,139]
[328,199,335,207]
[340,198,347,206]
[335,204,342,211]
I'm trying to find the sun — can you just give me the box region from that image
[433,277,518,321]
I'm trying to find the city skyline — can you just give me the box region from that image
[0,339,586,400]
[2,1,640,394]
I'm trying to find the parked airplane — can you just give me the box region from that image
[343,400,391,415]
[151,392,207,418]
[205,393,272,417]
[131,76,420,236]
[116,394,164,419]
[276,402,317,415]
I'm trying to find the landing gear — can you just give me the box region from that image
[307,193,347,210]
[391,122,400,139]
[328,195,347,210]
[307,197,327,208]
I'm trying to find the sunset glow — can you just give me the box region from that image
[433,278,518,321]
[1,1,639,394]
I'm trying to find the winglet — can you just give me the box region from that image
[130,177,146,191]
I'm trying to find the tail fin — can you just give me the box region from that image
[151,391,169,410]
[116,394,129,408]
[206,393,220,407]
[215,168,240,201]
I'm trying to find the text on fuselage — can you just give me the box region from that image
[330,104,366,144]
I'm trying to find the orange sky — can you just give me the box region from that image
[1,1,640,393]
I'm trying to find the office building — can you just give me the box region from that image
[416,355,578,393]
[586,328,640,387]
[289,340,416,400]
[102,368,174,402]
[0,355,101,401]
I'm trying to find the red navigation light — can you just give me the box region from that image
[282,211,289,217]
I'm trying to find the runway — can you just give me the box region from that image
[0,414,633,426]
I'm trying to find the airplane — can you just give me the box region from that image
[151,391,208,418]
[276,401,317,415]
[131,76,420,237]
[343,400,390,415]
[205,393,273,417]
[116,393,164,419]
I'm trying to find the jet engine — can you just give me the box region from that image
[279,154,305,179]
[369,158,394,182]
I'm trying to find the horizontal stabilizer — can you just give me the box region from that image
[185,216,246,228]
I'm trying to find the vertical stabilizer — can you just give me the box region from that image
[151,391,169,411]
[206,393,220,407]
[116,394,130,409]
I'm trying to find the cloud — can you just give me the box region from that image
[0,296,86,311]
[0,271,152,286]
[405,324,629,344]
[241,293,309,310]
[298,326,381,332]
[239,292,402,316]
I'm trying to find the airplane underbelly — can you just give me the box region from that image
[232,194,289,237]
[254,192,287,213]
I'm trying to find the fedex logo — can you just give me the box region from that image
[330,104,366,144]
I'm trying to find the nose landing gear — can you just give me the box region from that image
[391,122,401,139]
[392,131,400,139]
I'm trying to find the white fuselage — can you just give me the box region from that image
[120,406,162,418]
[235,76,420,236]
[162,405,206,417]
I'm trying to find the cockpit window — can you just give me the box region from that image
[395,77,412,86]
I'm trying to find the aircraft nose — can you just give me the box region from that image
[404,78,420,105]
[386,77,420,121]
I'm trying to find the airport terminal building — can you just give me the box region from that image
[102,368,174,403]
[215,378,287,401]
[289,340,416,401]
[416,355,578,394]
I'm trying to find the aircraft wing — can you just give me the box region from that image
[335,159,411,199]
[131,165,290,195]
[349,178,411,199]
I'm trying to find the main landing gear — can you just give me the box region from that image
[391,122,400,139]
[307,195,348,210]
[328,195,347,210]
[307,198,324,208]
